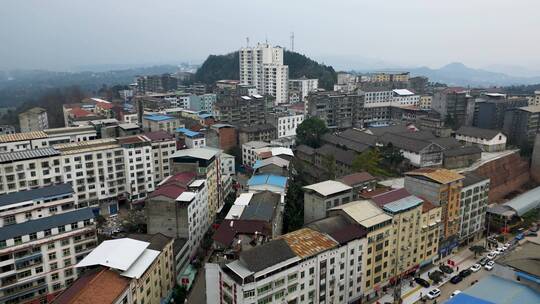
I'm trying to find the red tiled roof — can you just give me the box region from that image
[52,267,129,304]
[328,224,367,245]
[372,188,411,207]
[358,187,392,199]
[422,199,437,213]
[143,130,175,141]
[338,172,376,186]
[69,107,94,118]
[213,219,269,247]
[163,172,197,186]
[149,183,186,200]
[97,102,114,110]
[259,151,272,159]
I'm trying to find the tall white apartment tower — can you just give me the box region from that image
[240,43,289,105]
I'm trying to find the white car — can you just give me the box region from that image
[485,261,495,271]
[451,290,462,298]
[487,252,497,259]
[470,264,481,272]
[427,288,441,300]
[497,246,505,253]
[502,243,510,250]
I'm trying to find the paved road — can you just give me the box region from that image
[186,267,206,304]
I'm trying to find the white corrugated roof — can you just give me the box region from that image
[303,180,352,196]
[271,147,294,157]
[121,249,160,279]
[225,205,246,220]
[393,89,415,96]
[171,147,220,160]
[189,179,205,188]
[76,238,149,271]
[234,193,254,206]
[331,200,392,228]
[177,192,196,202]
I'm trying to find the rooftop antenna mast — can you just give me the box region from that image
[246,37,250,47]
[290,32,295,52]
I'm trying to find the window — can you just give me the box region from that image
[49,253,56,260]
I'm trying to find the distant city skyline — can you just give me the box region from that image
[1,0,540,74]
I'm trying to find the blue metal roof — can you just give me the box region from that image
[0,183,73,208]
[198,113,213,119]
[247,175,287,188]
[0,208,95,241]
[253,160,263,169]
[445,293,494,304]
[382,195,423,214]
[144,114,175,122]
[460,275,540,304]
[176,128,201,137]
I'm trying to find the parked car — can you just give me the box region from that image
[485,261,495,271]
[414,277,430,288]
[451,290,462,298]
[426,288,441,300]
[459,269,472,277]
[502,243,511,250]
[470,264,481,272]
[450,275,463,284]
[525,231,538,237]
[487,252,497,259]
[439,264,454,274]
[479,257,489,266]
[497,246,505,253]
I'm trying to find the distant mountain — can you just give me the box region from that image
[194,50,337,90]
[0,65,178,107]
[405,62,540,87]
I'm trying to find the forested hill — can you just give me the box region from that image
[194,50,337,90]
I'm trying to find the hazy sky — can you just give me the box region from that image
[1,0,539,71]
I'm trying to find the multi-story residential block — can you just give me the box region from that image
[267,108,305,138]
[338,172,377,200]
[239,43,289,104]
[206,224,367,304]
[74,236,175,304]
[417,113,453,138]
[289,77,318,102]
[503,105,540,147]
[328,200,394,296]
[18,107,49,132]
[242,142,293,168]
[141,114,181,133]
[408,76,428,95]
[432,87,475,127]
[473,94,528,130]
[371,189,426,277]
[176,128,206,148]
[392,89,420,107]
[206,123,237,151]
[146,173,209,263]
[303,180,352,224]
[459,173,490,243]
[189,93,217,114]
[170,147,222,220]
[306,91,364,129]
[135,74,179,94]
[242,141,270,167]
[454,126,507,152]
[213,94,267,126]
[419,95,433,110]
[143,131,176,184]
[371,72,409,83]
[532,91,540,106]
[238,124,277,147]
[0,184,97,304]
[419,200,442,266]
[404,168,464,257]
[116,136,156,202]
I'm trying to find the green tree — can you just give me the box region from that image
[121,209,147,233]
[171,285,188,303]
[379,143,406,175]
[283,172,306,233]
[296,117,329,148]
[469,245,486,258]
[352,148,390,177]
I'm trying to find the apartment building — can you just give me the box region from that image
[146,174,210,261]
[459,173,490,243]
[242,141,270,167]
[306,91,364,128]
[419,95,432,110]
[473,95,528,130]
[370,72,409,83]
[267,109,305,138]
[328,200,394,296]
[0,184,97,304]
[170,147,222,220]
[143,131,177,184]
[213,94,267,126]
[116,136,155,202]
[392,89,420,107]
[404,168,464,256]
[503,105,540,147]
[239,43,289,104]
[141,114,181,133]
[303,180,352,224]
[74,236,175,304]
[419,201,442,266]
[0,126,98,153]
[189,93,217,113]
[19,107,49,132]
[0,125,15,135]
[206,224,367,304]
[289,77,318,102]
[176,128,206,148]
[432,87,475,127]
[238,124,277,147]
